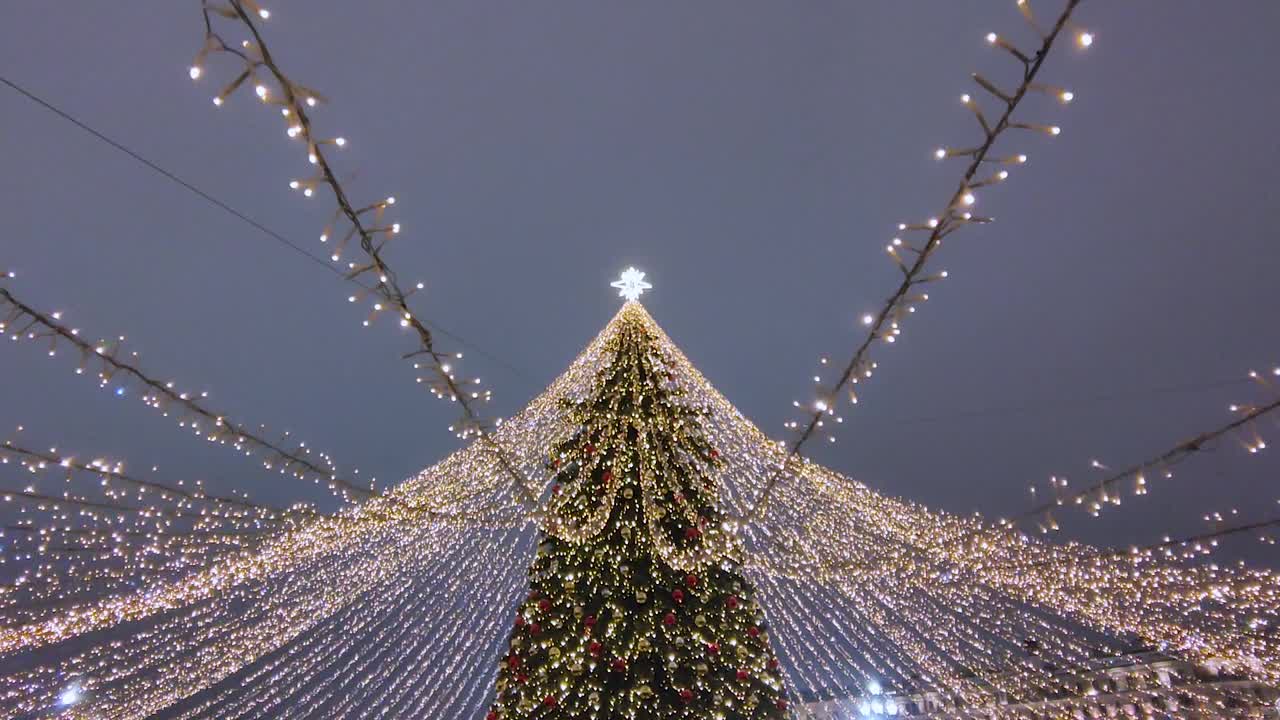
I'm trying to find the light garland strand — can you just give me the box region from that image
[0,285,368,500]
[193,0,537,507]
[752,0,1091,520]
[1017,373,1279,531]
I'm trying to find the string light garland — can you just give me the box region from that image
[192,0,536,506]
[753,0,1090,519]
[0,286,369,500]
[1016,375,1280,531]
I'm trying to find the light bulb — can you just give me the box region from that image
[258,8,270,19]
[189,66,202,80]
[935,148,946,160]
[1078,31,1094,48]
[255,84,268,99]
[986,32,998,44]
[1060,90,1074,103]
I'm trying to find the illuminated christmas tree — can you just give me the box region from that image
[485,281,789,719]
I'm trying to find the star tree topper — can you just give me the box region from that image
[610,267,652,301]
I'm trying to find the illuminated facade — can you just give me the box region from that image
[798,651,1280,720]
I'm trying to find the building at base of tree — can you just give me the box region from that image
[796,650,1280,719]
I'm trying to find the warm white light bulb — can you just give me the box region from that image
[258,8,270,19]
[861,314,874,326]
[961,192,976,206]
[255,84,268,99]
[1078,31,1094,48]
[986,32,998,44]
[1060,90,1074,103]
[335,137,347,147]
[934,148,946,160]
[189,66,202,80]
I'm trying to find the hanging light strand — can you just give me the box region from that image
[752,0,1088,520]
[195,0,536,506]
[0,286,369,500]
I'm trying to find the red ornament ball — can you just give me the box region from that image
[776,699,788,710]
[602,470,613,483]
[589,641,603,657]
[679,689,693,703]
[538,599,551,612]
[514,615,525,628]
[672,589,685,604]
[663,612,676,626]
[611,658,627,672]
[768,659,779,670]
[486,712,498,720]
[684,527,701,540]
[517,673,528,684]
[551,484,561,495]
[685,574,698,588]
[726,595,739,609]
[747,626,760,638]
[543,695,557,707]
[584,615,598,627]
[707,642,720,655]
[736,668,749,681]
[529,622,541,636]
[709,449,719,459]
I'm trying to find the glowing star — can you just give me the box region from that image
[610,267,652,302]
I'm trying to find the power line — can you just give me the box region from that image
[0,73,534,387]
[884,377,1250,426]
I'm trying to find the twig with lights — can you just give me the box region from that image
[1019,378,1279,532]
[0,286,369,500]
[193,0,537,507]
[1,439,306,518]
[750,0,1091,520]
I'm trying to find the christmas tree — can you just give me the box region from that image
[485,299,790,719]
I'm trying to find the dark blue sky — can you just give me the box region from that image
[2,2,1278,560]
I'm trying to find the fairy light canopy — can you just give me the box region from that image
[2,301,1277,720]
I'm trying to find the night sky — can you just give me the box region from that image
[3,2,1278,564]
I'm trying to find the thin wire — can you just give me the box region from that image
[0,73,534,386]
[885,377,1250,426]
